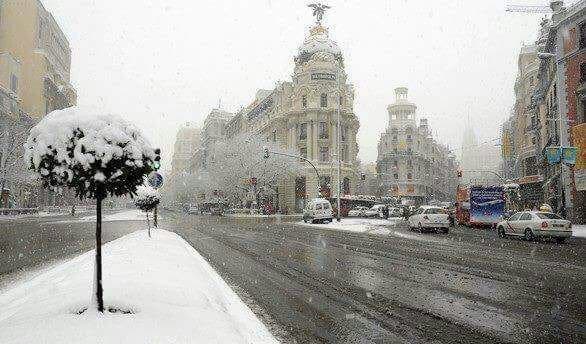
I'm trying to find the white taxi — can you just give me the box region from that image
[408,206,450,233]
[496,211,572,243]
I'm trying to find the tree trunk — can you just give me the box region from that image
[94,196,104,312]
[146,212,151,238]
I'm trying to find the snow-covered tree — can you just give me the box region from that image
[0,113,35,207]
[134,185,161,237]
[206,133,302,209]
[24,106,160,313]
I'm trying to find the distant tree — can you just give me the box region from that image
[0,113,35,207]
[24,106,160,313]
[134,185,161,237]
[207,133,302,209]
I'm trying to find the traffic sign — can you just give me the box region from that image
[147,172,164,189]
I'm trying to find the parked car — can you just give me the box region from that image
[365,204,386,218]
[348,206,368,217]
[408,206,450,233]
[303,198,333,223]
[496,211,572,242]
[388,207,403,218]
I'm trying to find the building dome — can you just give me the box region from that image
[296,25,343,65]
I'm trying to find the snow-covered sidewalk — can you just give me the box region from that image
[50,209,147,224]
[0,229,278,344]
[296,217,403,235]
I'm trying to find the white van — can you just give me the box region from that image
[303,198,334,224]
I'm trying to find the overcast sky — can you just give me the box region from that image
[43,0,557,170]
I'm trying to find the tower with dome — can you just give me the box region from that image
[224,5,360,213]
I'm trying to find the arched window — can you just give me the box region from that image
[320,93,328,108]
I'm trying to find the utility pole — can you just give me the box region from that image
[336,70,342,221]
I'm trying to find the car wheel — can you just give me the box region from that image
[497,226,506,238]
[555,237,566,244]
[311,219,316,224]
[524,228,535,241]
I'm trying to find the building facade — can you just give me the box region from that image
[170,123,201,176]
[376,88,458,205]
[459,123,503,186]
[502,0,585,222]
[0,0,76,118]
[223,22,360,212]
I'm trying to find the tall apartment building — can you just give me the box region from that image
[199,108,233,169]
[170,123,201,176]
[0,0,76,118]
[376,88,458,205]
[501,0,585,222]
[459,123,502,186]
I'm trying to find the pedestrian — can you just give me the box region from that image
[71,204,75,216]
[382,205,389,219]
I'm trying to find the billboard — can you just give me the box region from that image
[469,186,505,225]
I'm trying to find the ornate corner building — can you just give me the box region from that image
[224,20,360,212]
[376,88,458,205]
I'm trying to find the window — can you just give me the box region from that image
[535,212,562,219]
[339,96,343,106]
[319,146,329,162]
[10,74,18,93]
[520,213,532,221]
[580,22,586,49]
[393,173,398,179]
[318,122,328,139]
[393,160,398,167]
[406,134,412,142]
[407,172,412,180]
[299,123,307,141]
[320,93,327,108]
[341,125,347,141]
[302,95,307,108]
[272,130,277,142]
[508,213,521,221]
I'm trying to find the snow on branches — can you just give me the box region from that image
[206,133,302,205]
[134,185,161,212]
[24,106,160,200]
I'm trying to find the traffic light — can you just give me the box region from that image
[263,146,270,159]
[153,148,161,170]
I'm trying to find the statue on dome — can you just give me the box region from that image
[308,3,330,25]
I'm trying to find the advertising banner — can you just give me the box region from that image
[545,146,562,165]
[572,124,586,170]
[562,147,578,165]
[469,186,505,225]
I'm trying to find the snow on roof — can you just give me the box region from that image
[298,25,341,56]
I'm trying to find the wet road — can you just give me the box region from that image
[163,213,586,344]
[1,211,585,343]
[0,212,144,288]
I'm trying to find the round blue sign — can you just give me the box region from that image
[148,172,164,189]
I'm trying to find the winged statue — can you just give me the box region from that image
[308,3,330,25]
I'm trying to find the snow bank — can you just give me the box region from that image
[0,230,278,344]
[51,209,146,224]
[297,217,403,235]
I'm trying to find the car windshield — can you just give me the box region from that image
[535,212,563,220]
[1,1,584,343]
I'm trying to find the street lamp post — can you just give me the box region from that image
[336,70,342,221]
[263,148,322,197]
